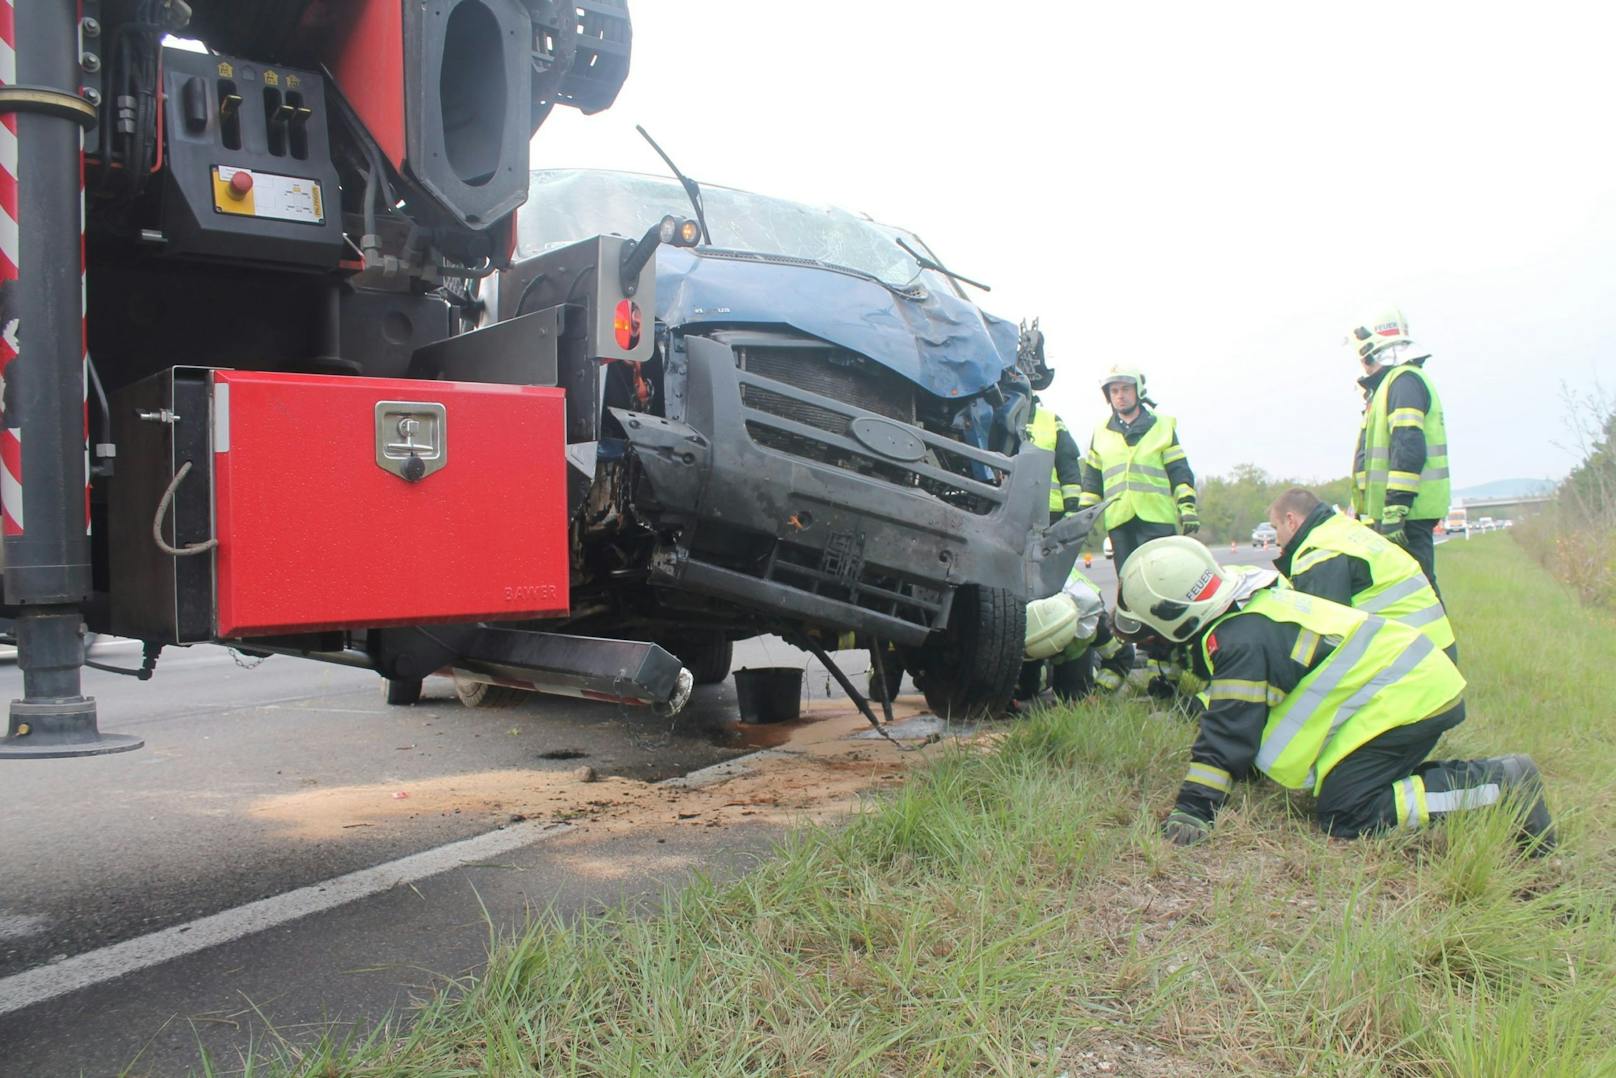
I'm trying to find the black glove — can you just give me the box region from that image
[1162,809,1212,847]
[1179,503,1200,536]
[1376,503,1410,547]
[1063,496,1084,516]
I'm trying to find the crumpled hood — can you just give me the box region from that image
[654,247,1019,400]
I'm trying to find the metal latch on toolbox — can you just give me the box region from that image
[375,401,446,482]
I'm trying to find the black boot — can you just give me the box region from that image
[1488,754,1557,856]
[1051,651,1097,700]
[1016,660,1047,701]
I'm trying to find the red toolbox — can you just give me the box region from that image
[109,369,570,641]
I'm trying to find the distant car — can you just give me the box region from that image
[1252,522,1278,546]
[1477,516,1496,532]
[1443,508,1469,535]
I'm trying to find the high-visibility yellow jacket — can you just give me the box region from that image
[1280,505,1455,652]
[1028,403,1084,513]
[1182,588,1463,801]
[1354,364,1450,522]
[1078,410,1195,530]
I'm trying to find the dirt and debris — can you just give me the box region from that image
[246,697,955,843]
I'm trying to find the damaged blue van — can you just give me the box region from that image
[501,169,1075,716]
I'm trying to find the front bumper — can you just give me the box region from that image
[614,333,1050,646]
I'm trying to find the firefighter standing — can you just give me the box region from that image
[1269,487,1457,663]
[1120,536,1554,852]
[1029,396,1084,524]
[1017,321,1084,523]
[1078,367,1199,572]
[1347,307,1450,596]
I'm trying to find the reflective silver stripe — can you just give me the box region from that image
[1119,481,1171,495]
[1131,463,1170,479]
[1290,629,1321,665]
[1366,449,1390,462]
[1359,575,1429,613]
[1185,762,1232,793]
[1426,783,1501,813]
[1208,680,1270,703]
[1102,464,1128,480]
[1401,602,1447,629]
[1397,777,1423,830]
[1421,466,1450,480]
[1256,621,1382,776]
[1424,443,1447,455]
[1301,634,1435,789]
[1293,549,1335,574]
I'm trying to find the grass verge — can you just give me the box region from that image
[237,534,1615,1077]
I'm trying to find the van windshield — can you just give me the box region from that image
[518,169,954,293]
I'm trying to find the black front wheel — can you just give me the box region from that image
[903,585,1024,719]
[664,633,734,686]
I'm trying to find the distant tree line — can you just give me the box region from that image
[1192,464,1353,547]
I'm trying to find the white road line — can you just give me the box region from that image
[0,746,788,1017]
[658,748,797,789]
[0,819,571,1018]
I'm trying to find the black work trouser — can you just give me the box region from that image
[1107,518,1179,605]
[1402,517,1441,601]
[1314,702,1510,838]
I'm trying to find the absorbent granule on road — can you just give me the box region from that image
[245,698,943,844]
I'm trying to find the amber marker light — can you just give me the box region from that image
[614,299,642,351]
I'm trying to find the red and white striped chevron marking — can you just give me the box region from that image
[79,43,88,537]
[1,0,23,537]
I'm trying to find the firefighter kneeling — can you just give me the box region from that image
[1024,568,1134,700]
[1119,537,1555,854]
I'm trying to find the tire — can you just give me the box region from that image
[905,585,1024,719]
[383,677,423,706]
[454,676,531,709]
[669,634,733,686]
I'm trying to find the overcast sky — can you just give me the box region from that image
[531,1,1615,487]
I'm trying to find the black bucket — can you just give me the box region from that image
[733,666,803,724]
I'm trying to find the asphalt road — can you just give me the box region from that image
[0,637,899,1076]
[0,547,1285,1075]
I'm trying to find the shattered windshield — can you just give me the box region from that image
[518,169,949,292]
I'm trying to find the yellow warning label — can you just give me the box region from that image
[264,70,279,87]
[217,61,234,78]
[286,74,301,90]
[211,166,325,225]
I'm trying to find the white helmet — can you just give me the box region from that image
[1118,536,1238,644]
[1099,365,1146,402]
[1344,306,1412,363]
[1024,579,1104,659]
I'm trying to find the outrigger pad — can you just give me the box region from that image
[0,701,143,759]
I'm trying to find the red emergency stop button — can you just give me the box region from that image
[228,170,254,200]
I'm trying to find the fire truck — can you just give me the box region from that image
[1,0,1085,760]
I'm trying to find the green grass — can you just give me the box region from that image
[227,534,1616,1077]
